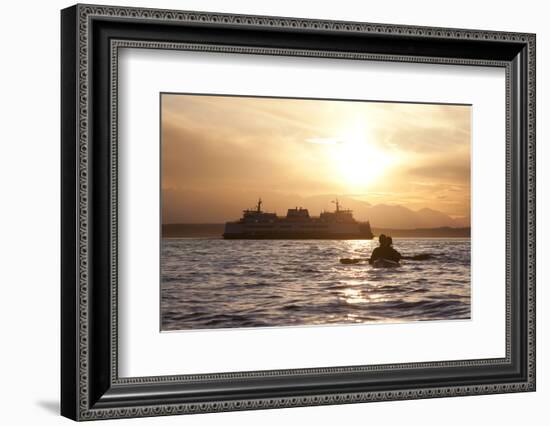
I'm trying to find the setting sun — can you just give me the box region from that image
[331,126,395,190]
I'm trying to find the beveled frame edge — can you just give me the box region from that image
[61,3,536,421]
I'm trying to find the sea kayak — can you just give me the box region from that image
[372,258,400,268]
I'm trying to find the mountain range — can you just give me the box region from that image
[163,190,469,229]
[295,195,469,229]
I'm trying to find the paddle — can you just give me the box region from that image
[339,258,366,264]
[339,253,434,264]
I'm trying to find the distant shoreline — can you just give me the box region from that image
[162,223,471,238]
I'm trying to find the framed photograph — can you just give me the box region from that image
[61,4,536,421]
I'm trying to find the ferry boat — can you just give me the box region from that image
[223,199,373,239]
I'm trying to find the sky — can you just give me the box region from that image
[161,94,471,225]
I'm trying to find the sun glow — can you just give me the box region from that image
[329,124,395,190]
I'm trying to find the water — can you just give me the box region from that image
[161,238,470,331]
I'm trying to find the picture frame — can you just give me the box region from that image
[61,3,536,421]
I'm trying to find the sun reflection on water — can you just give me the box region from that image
[343,239,376,256]
[340,287,367,304]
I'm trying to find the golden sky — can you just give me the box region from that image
[161,94,471,226]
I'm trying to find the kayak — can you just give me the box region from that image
[339,258,401,267]
[340,253,433,265]
[372,258,400,268]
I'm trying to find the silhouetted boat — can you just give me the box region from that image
[223,199,374,239]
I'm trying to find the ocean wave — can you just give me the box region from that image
[161,238,471,330]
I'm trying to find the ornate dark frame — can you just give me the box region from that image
[61,3,536,421]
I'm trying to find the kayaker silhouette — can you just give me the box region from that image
[369,234,402,265]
